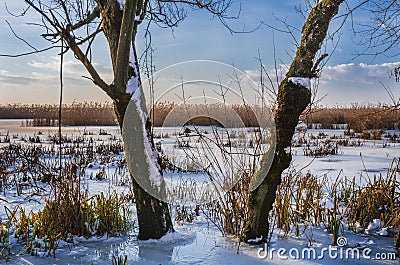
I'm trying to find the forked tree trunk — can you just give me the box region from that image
[242,0,345,242]
[96,0,173,239]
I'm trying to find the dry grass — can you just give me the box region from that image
[151,102,261,127]
[303,103,400,132]
[2,102,398,131]
[0,102,117,126]
[272,159,399,247]
[0,102,263,127]
[0,135,132,258]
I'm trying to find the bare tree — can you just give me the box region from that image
[241,0,345,242]
[8,0,234,240]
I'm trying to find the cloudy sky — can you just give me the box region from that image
[0,0,399,106]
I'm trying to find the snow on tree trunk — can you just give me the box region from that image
[123,86,166,199]
[122,85,173,239]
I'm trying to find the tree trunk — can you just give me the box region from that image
[97,0,173,240]
[114,91,174,240]
[242,0,344,242]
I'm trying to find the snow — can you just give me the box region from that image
[0,122,399,264]
[144,231,187,244]
[284,147,291,154]
[378,228,389,236]
[366,219,383,233]
[296,121,308,132]
[290,129,400,186]
[247,236,263,244]
[288,77,311,89]
[126,75,139,95]
[126,44,140,95]
[355,222,364,233]
[117,0,125,10]
[130,88,162,190]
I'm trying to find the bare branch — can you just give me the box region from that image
[114,0,138,89]
[0,46,58,57]
[352,0,400,59]
[76,26,103,46]
[71,6,100,30]
[5,1,30,17]
[5,20,38,52]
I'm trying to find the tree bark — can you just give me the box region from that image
[114,88,174,240]
[242,0,345,242]
[96,0,173,239]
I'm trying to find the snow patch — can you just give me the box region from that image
[135,14,142,22]
[295,121,308,132]
[116,0,125,10]
[126,44,140,94]
[359,238,376,245]
[366,219,382,233]
[288,77,311,89]
[126,75,139,94]
[319,197,334,209]
[142,231,186,244]
[247,236,263,243]
[158,231,186,243]
[378,227,389,236]
[284,147,291,154]
[355,221,363,232]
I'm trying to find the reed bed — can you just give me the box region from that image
[0,102,117,126]
[1,102,399,131]
[303,103,400,131]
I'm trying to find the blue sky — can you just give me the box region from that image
[0,0,399,106]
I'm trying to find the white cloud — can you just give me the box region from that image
[243,62,400,105]
[0,70,37,85]
[245,62,400,85]
[28,56,112,79]
[320,62,399,85]
[244,65,287,85]
[28,56,87,76]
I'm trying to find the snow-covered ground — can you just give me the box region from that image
[0,120,398,264]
